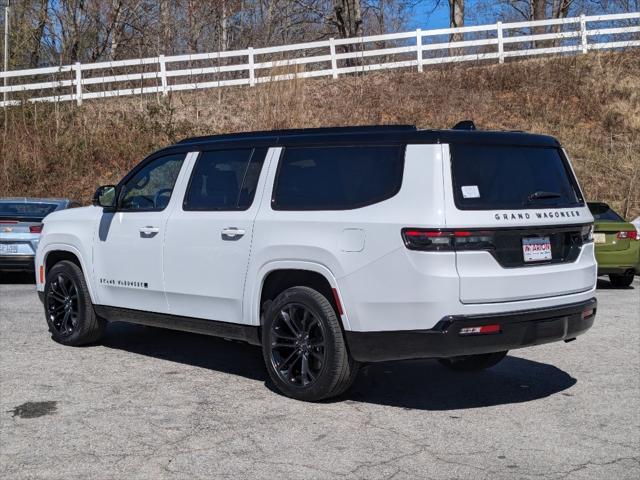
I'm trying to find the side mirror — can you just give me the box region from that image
[92,185,117,210]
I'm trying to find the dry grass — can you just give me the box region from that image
[1,50,639,218]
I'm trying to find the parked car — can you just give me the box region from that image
[588,202,639,287]
[0,198,79,272]
[35,124,597,401]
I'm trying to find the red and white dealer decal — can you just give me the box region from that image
[522,236,552,262]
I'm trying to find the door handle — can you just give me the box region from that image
[221,227,245,240]
[139,226,160,238]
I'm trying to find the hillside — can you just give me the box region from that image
[1,51,639,217]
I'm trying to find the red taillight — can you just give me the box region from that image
[30,225,43,234]
[402,229,495,251]
[459,324,501,336]
[616,230,638,240]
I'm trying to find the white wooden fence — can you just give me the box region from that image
[0,11,638,108]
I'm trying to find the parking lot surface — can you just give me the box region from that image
[1,275,638,480]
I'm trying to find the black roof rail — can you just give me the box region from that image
[177,124,417,145]
[452,120,476,131]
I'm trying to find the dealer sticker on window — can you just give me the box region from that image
[522,236,552,263]
[461,185,480,199]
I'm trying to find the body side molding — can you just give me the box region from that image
[94,305,261,345]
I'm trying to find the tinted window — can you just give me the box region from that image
[588,203,624,221]
[450,145,582,210]
[184,148,266,211]
[272,145,404,210]
[0,202,59,221]
[120,153,185,211]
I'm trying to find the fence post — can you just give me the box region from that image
[158,55,168,96]
[329,38,338,79]
[416,29,423,72]
[74,62,82,106]
[497,21,505,64]
[248,47,255,86]
[580,14,588,54]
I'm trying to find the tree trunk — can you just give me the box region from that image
[448,0,464,55]
[531,0,547,48]
[333,0,363,67]
[29,1,49,68]
[551,0,572,47]
[159,0,172,54]
[333,0,363,38]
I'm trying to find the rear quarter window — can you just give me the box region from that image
[450,144,583,210]
[272,145,404,210]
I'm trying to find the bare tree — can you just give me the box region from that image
[333,0,363,38]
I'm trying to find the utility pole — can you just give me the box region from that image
[1,0,9,106]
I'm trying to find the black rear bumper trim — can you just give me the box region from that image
[346,298,597,362]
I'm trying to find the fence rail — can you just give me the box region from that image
[0,11,638,107]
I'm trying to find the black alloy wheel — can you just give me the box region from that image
[44,260,105,346]
[47,272,79,337]
[262,286,359,401]
[269,303,327,387]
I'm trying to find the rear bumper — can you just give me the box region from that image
[0,255,35,271]
[346,298,597,362]
[595,245,640,275]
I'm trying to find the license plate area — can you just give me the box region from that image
[0,243,20,255]
[594,233,606,244]
[522,236,552,263]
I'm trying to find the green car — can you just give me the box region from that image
[588,202,640,287]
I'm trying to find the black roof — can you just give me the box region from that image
[173,124,560,150]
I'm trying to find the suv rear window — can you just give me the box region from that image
[588,203,624,221]
[0,202,59,221]
[450,145,583,210]
[272,145,404,210]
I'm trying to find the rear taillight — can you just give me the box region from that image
[581,224,594,243]
[616,230,638,240]
[29,225,43,234]
[402,229,495,251]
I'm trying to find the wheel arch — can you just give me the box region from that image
[41,244,98,304]
[251,261,351,330]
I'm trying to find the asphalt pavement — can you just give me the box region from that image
[1,273,638,479]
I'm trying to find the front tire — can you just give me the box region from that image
[44,260,105,346]
[438,351,508,372]
[262,286,359,401]
[609,273,634,288]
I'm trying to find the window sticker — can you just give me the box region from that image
[461,185,480,199]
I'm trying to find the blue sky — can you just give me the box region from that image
[411,1,454,30]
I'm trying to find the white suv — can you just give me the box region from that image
[35,124,597,401]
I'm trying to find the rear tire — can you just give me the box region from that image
[262,286,359,401]
[44,260,105,346]
[609,273,634,288]
[438,351,508,372]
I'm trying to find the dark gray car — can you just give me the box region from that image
[0,198,79,272]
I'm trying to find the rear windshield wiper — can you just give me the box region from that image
[525,191,563,204]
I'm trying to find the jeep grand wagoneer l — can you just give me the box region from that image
[35,124,597,401]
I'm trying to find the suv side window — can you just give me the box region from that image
[183,148,266,211]
[119,153,186,211]
[272,145,404,210]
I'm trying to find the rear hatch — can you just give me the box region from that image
[593,221,635,252]
[443,143,595,304]
[0,202,58,256]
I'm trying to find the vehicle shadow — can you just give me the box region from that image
[0,271,35,284]
[345,356,576,410]
[102,322,576,411]
[596,277,635,290]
